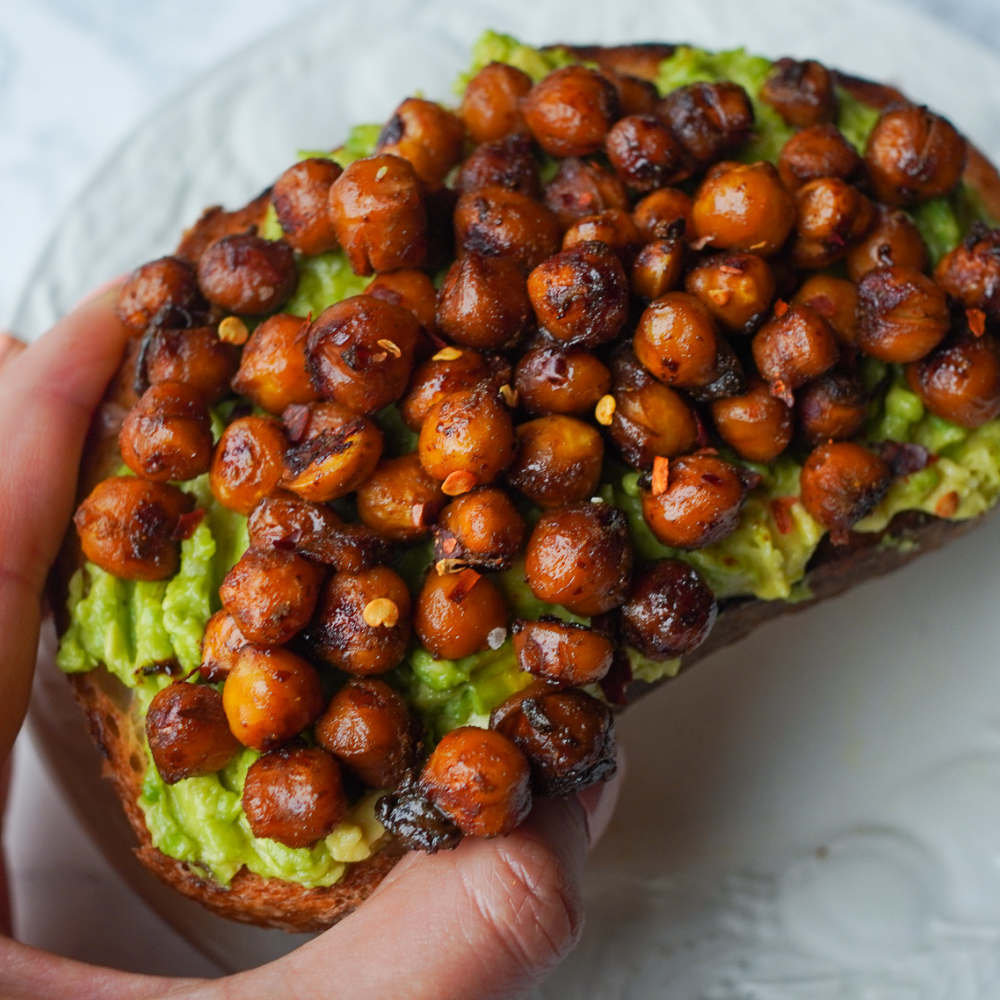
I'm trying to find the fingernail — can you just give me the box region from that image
[0,332,26,370]
[577,745,626,849]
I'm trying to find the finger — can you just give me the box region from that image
[0,333,26,372]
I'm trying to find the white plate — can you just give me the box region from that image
[20,0,1000,993]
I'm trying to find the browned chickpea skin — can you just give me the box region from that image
[119,381,213,483]
[521,65,619,158]
[598,67,658,116]
[459,61,532,144]
[222,646,325,751]
[415,568,509,660]
[117,256,207,333]
[399,347,491,431]
[507,415,604,509]
[146,683,240,785]
[656,81,754,167]
[524,503,632,616]
[856,266,950,363]
[793,275,859,347]
[328,154,428,274]
[364,269,439,338]
[433,488,526,571]
[511,617,614,686]
[631,238,686,301]
[196,233,297,316]
[315,678,416,788]
[752,303,839,402]
[455,132,540,199]
[271,157,342,256]
[355,452,447,542]
[243,746,347,848]
[420,726,531,837]
[543,157,629,230]
[231,313,319,415]
[633,187,693,243]
[309,566,413,676]
[711,377,794,463]
[865,104,967,206]
[377,97,465,186]
[797,370,868,446]
[513,346,611,417]
[800,441,891,540]
[610,380,700,470]
[605,114,693,192]
[199,611,248,683]
[436,253,531,350]
[790,177,874,269]
[143,325,240,405]
[561,209,642,263]
[74,477,193,581]
[209,415,288,515]
[632,291,723,390]
[846,204,929,281]
[935,224,1000,319]
[686,253,777,334]
[778,124,862,191]
[280,415,382,503]
[760,58,837,127]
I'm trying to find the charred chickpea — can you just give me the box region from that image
[686,253,777,334]
[455,132,540,199]
[632,291,722,391]
[856,266,950,363]
[74,477,193,581]
[242,746,347,848]
[231,313,318,415]
[778,124,862,191]
[846,204,929,281]
[459,61,532,143]
[610,378,700,470]
[377,97,465,186]
[631,237,686,301]
[525,503,633,616]
[793,274,859,347]
[800,441,891,539]
[521,65,619,158]
[752,303,839,401]
[328,154,427,274]
[543,157,629,230]
[143,325,240,405]
[375,778,462,852]
[514,346,611,417]
[175,192,271,265]
[656,81,754,167]
[196,234,296,315]
[562,210,642,263]
[598,67,658,116]
[222,646,325,751]
[271,157,342,256]
[315,678,416,788]
[507,415,604,509]
[511,617,615,686]
[419,727,531,838]
[200,611,248,683]
[605,114,693,192]
[309,566,413,676]
[641,452,750,549]
[710,377,794,463]
[400,347,492,431]
[633,188,693,243]
[797,370,868,446]
[356,452,447,542]
[210,416,288,515]
[760,58,837,127]
[436,253,531,350]
[865,105,967,206]
[415,568,509,660]
[935,225,1000,319]
[364,269,439,338]
[119,381,213,483]
[281,414,382,503]
[791,177,874,268]
[906,330,1000,428]
[117,256,207,333]
[433,488,527,571]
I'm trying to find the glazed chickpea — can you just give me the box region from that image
[436,253,531,350]
[760,58,837,127]
[459,61,532,143]
[527,241,628,348]
[691,161,796,257]
[222,646,325,751]
[656,81,754,167]
[632,188,693,243]
[196,233,297,316]
[243,746,347,848]
[511,617,614,686]
[686,253,777,334]
[846,204,929,281]
[800,441,891,539]
[856,266,950,363]
[375,778,462,853]
[543,157,629,230]
[210,416,288,515]
[433,488,527,571]
[630,238,686,302]
[865,105,967,206]
[418,385,516,489]
[309,566,413,676]
[710,377,794,463]
[400,348,492,431]
[281,415,382,502]
[316,678,416,788]
[632,291,722,390]
[453,186,562,273]
[74,477,192,581]
[935,225,1000,319]
[174,191,271,265]
[117,256,207,333]
[791,177,874,269]
[143,325,240,405]
[355,453,447,542]
[455,133,540,199]
[328,154,427,274]
[415,568,509,660]
[752,303,838,401]
[230,314,317,415]
[598,67,658,116]
[306,295,419,414]
[562,210,642,263]
[906,330,1000,428]
[610,379,700,470]
[508,415,604,509]
[521,65,619,157]
[364,269,439,338]
[605,114,693,192]
[119,381,213,483]
[377,97,465,186]
[420,727,531,837]
[777,124,862,191]
[514,346,611,417]
[271,157,342,256]
[199,611,247,683]
[525,503,632,616]
[793,275,859,346]
[797,370,868,446]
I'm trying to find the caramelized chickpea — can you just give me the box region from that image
[641,453,750,549]
[199,611,248,683]
[271,157,342,256]
[117,256,207,333]
[778,124,862,191]
[232,313,318,415]
[791,177,874,268]
[686,253,777,334]
[633,291,721,390]
[865,105,967,206]
[656,81,754,167]
[800,441,891,538]
[309,567,413,676]
[400,348,492,431]
[543,157,629,230]
[74,477,192,581]
[210,416,288,515]
[752,303,838,400]
[561,209,642,263]
[455,132,540,199]
[514,346,611,417]
[856,266,950,363]
[315,678,416,788]
[459,62,532,144]
[610,379,700,470]
[375,776,462,853]
[415,568,509,660]
[846,204,929,281]
[598,67,658,116]
[711,377,794,463]
[525,503,632,616]
[196,234,296,315]
[243,746,347,848]
[433,488,526,571]
[281,416,382,503]
[511,617,614,686]
[935,225,1000,319]
[797,370,867,446]
[356,452,447,542]
[328,154,427,274]
[605,114,693,191]
[377,97,465,186]
[631,238,686,301]
[793,275,859,346]
[508,415,604,509]
[632,187,693,242]
[119,381,212,482]
[420,727,531,837]
[146,683,240,784]
[906,330,1000,428]
[222,646,325,751]
[521,65,619,157]
[364,269,439,338]
[760,58,837,127]
[143,325,240,405]
[174,191,271,265]
[436,253,531,350]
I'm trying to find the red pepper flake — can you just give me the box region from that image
[651,456,670,496]
[718,263,746,275]
[293,315,313,344]
[967,308,987,337]
[282,403,312,442]
[774,299,789,318]
[935,490,960,518]
[172,509,205,541]
[768,378,794,407]
[410,502,427,528]
[771,497,797,535]
[441,536,458,555]
[446,568,481,603]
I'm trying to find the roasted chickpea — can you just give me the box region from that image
[777,124,862,191]
[196,234,296,315]
[632,187,693,242]
[508,415,604,509]
[752,303,838,400]
[305,295,419,414]
[415,568,509,660]
[375,776,462,853]
[436,253,531,350]
[691,161,796,257]
[906,330,1000,428]
[119,381,213,483]
[856,266,950,363]
[280,416,382,504]
[209,415,287,515]
[641,453,750,549]
[146,683,240,785]
[790,177,874,268]
[453,186,561,273]
[610,378,700,470]
[356,452,447,542]
[562,209,642,264]
[200,611,248,683]
[420,727,531,837]
[525,503,632,616]
[514,346,611,416]
[865,104,967,206]
[309,566,413,676]
[598,67,658,116]
[605,114,693,191]
[243,746,347,848]
[511,617,614,686]
[377,97,465,185]
[797,370,868,446]
[935,225,1000,319]
[631,238,686,301]
[433,488,527,571]
[455,132,540,199]
[633,291,722,390]
[710,377,794,463]
[400,348,492,431]
[328,154,427,274]
[521,65,619,157]
[74,477,192,581]
[271,157,342,256]
[760,58,837,127]
[231,314,318,415]
[792,275,859,346]
[222,646,325,751]
[143,325,240,405]
[656,81,754,167]
[459,61,532,143]
[527,241,628,347]
[364,269,439,338]
[117,256,207,333]
[686,253,777,334]
[543,157,629,230]
[846,204,929,281]
[174,191,271,265]
[800,441,891,539]
[315,678,416,788]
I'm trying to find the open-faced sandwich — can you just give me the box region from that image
[51,32,1000,931]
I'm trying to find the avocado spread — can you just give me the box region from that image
[57,33,1000,888]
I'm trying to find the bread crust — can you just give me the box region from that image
[48,43,1000,932]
